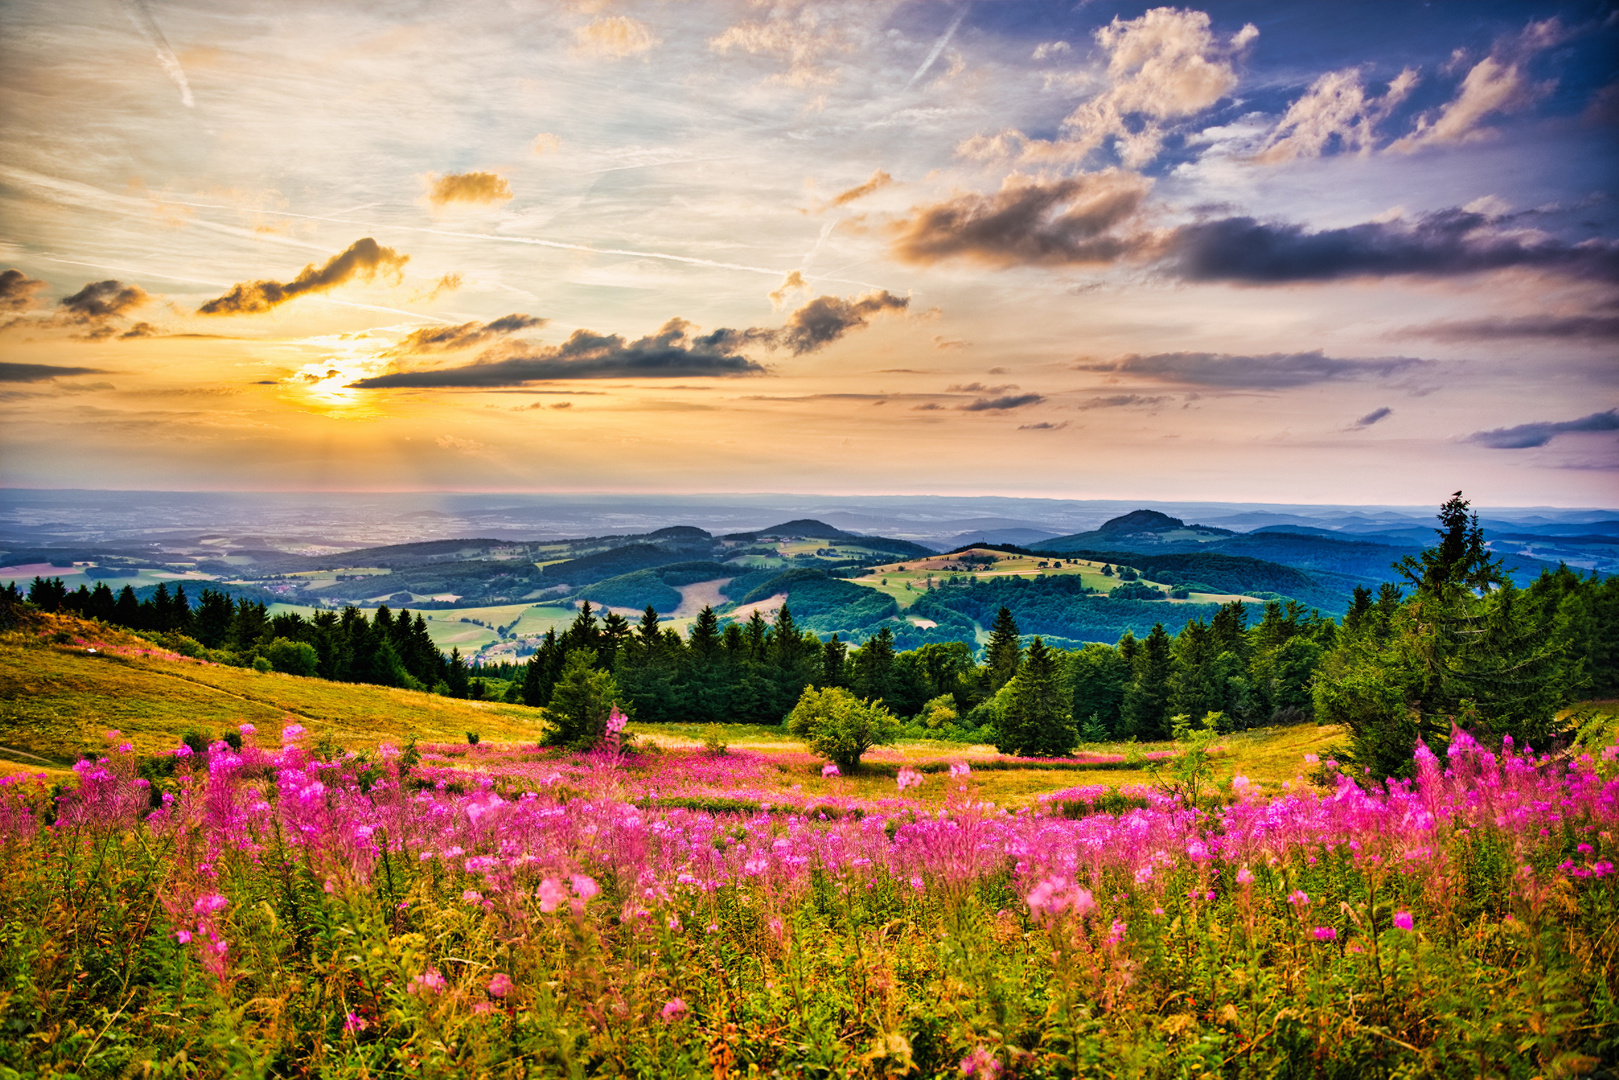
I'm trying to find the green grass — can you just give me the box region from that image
[0,626,547,771]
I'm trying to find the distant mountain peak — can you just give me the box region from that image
[1097,509,1185,535]
[755,519,845,538]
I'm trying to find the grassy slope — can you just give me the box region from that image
[0,619,547,771]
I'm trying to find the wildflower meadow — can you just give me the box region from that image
[2,719,1615,1078]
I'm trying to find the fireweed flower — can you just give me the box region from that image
[1313,926,1337,942]
[1287,890,1310,909]
[1393,911,1414,931]
[897,768,923,792]
[487,973,513,998]
[822,764,840,778]
[660,998,688,1022]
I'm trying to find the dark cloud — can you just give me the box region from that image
[0,269,46,312]
[829,169,893,208]
[1161,209,1619,284]
[349,318,765,388]
[947,382,1017,394]
[198,238,410,315]
[1401,313,1619,341]
[891,172,1150,267]
[1018,421,1068,430]
[425,171,513,207]
[0,362,109,382]
[393,314,548,353]
[1353,407,1394,428]
[1078,349,1429,389]
[61,280,148,321]
[962,393,1044,411]
[1076,394,1171,410]
[767,290,908,354]
[1466,409,1619,449]
[119,321,159,340]
[912,402,944,411]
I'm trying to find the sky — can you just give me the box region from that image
[0,0,1615,507]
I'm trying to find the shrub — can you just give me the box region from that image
[786,685,898,772]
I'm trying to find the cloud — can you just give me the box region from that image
[60,279,148,321]
[766,290,908,355]
[531,133,561,155]
[1019,421,1069,430]
[962,393,1044,411]
[1400,313,1619,341]
[1353,406,1394,428]
[1032,41,1071,61]
[1389,19,1564,153]
[0,269,46,312]
[1159,209,1619,284]
[352,287,904,388]
[1255,67,1419,164]
[573,15,658,59]
[969,10,1256,168]
[198,238,410,315]
[709,8,854,88]
[119,321,159,339]
[425,171,513,208]
[1076,394,1171,409]
[1079,350,1429,389]
[829,169,893,208]
[768,270,808,307]
[1466,409,1619,449]
[413,272,464,303]
[891,171,1150,267]
[392,314,548,353]
[350,318,766,388]
[947,382,1017,394]
[0,362,109,382]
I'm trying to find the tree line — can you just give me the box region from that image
[11,579,489,698]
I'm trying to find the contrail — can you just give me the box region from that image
[906,5,968,90]
[122,0,194,107]
[10,166,889,292]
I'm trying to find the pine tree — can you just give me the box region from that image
[984,606,1021,692]
[544,648,627,750]
[1121,623,1173,740]
[995,637,1075,756]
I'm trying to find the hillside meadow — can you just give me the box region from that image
[1,616,1616,1077]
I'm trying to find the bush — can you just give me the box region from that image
[786,686,898,772]
[263,637,318,677]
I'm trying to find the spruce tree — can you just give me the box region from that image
[984,606,1022,691]
[995,637,1075,756]
[1121,623,1173,740]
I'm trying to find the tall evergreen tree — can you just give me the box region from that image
[995,638,1075,757]
[1121,623,1173,740]
[984,606,1022,692]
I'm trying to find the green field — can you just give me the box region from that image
[849,548,1267,610]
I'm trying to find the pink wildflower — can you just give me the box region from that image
[487,973,513,998]
[660,997,688,1022]
[570,875,599,901]
[1287,889,1310,908]
[344,1011,369,1033]
[960,1047,1002,1075]
[538,878,564,912]
[1392,911,1414,931]
[822,764,840,777]
[897,767,923,792]
[1313,926,1337,942]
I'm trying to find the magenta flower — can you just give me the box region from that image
[1312,926,1337,942]
[487,973,513,998]
[343,1011,369,1033]
[1392,911,1414,931]
[1287,889,1310,908]
[821,763,840,777]
[660,997,688,1022]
